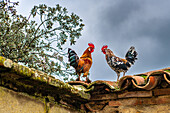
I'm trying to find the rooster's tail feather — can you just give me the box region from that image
[68,48,79,68]
[125,46,138,65]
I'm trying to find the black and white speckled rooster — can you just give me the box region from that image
[101,45,138,81]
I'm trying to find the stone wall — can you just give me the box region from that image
[1,84,170,113]
[98,103,170,113]
[0,86,79,113]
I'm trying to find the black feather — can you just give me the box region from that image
[68,48,79,68]
[125,46,138,64]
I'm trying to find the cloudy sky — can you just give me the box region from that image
[16,0,170,81]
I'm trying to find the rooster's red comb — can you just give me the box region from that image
[88,43,95,49]
[101,45,108,51]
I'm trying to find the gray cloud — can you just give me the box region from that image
[99,1,141,30]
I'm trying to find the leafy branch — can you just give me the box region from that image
[0,0,85,82]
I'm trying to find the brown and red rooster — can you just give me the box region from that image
[68,43,95,83]
[101,45,138,81]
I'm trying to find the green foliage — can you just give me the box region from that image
[165,69,170,73]
[140,74,147,79]
[0,0,85,81]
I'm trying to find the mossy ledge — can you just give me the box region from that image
[0,56,90,111]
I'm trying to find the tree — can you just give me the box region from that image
[0,0,85,81]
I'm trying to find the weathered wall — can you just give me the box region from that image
[97,102,170,113]
[0,86,79,113]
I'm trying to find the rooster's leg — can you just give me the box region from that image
[76,73,81,81]
[83,71,91,83]
[117,72,120,81]
[85,76,91,83]
[123,72,126,77]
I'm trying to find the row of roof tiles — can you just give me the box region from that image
[69,67,170,92]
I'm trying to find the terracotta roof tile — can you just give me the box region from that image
[68,81,89,88]
[118,75,145,90]
[118,67,170,90]
[87,80,117,89]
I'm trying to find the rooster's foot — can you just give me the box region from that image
[85,77,91,83]
[75,77,80,81]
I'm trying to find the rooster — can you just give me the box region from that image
[68,43,95,83]
[101,45,138,81]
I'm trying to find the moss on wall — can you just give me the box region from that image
[0,86,82,113]
[0,72,88,111]
[0,86,44,113]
